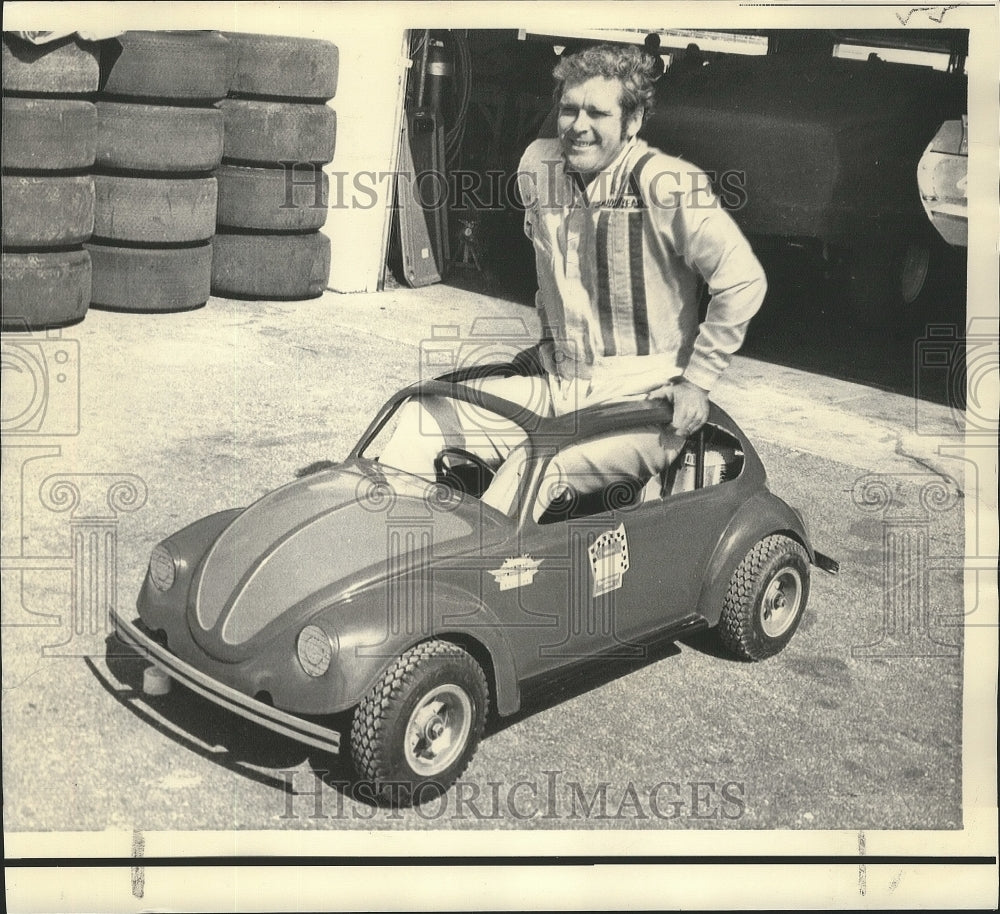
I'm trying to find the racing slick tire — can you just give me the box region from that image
[350,640,489,807]
[2,98,97,171]
[718,534,810,661]
[222,32,339,101]
[92,175,218,244]
[98,30,229,101]
[1,33,100,94]
[2,175,95,248]
[215,164,329,231]
[216,99,337,166]
[1,249,91,330]
[210,231,330,300]
[95,102,224,173]
[86,242,212,312]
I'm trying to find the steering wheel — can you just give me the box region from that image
[433,447,495,497]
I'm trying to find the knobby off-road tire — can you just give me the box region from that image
[223,32,339,101]
[2,98,97,171]
[95,102,224,172]
[2,250,91,330]
[99,30,229,101]
[2,33,99,94]
[719,534,810,661]
[350,640,489,807]
[93,175,217,244]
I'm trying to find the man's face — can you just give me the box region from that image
[557,75,642,178]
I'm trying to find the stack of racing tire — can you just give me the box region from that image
[88,31,228,312]
[212,32,338,300]
[2,33,99,330]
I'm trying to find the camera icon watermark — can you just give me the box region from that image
[408,317,550,456]
[419,317,539,383]
[0,329,81,438]
[914,319,999,437]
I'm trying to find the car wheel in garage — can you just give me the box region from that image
[93,175,217,244]
[95,102,224,172]
[2,175,95,248]
[719,534,810,661]
[350,640,489,807]
[217,99,337,166]
[223,32,339,100]
[216,164,329,231]
[211,231,330,299]
[87,242,212,312]
[847,238,932,322]
[99,30,229,101]
[2,98,97,171]
[1,33,99,94]
[2,249,91,330]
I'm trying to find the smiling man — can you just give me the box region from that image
[517,42,767,436]
[381,43,766,513]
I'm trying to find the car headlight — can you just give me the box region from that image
[148,544,177,592]
[297,624,335,677]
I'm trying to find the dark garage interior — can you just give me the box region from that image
[391,28,969,405]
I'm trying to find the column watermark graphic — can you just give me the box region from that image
[851,472,962,658]
[850,318,1000,658]
[1,329,147,657]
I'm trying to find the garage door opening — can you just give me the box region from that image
[383,28,968,405]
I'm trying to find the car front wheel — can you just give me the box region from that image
[350,640,488,807]
[719,534,810,661]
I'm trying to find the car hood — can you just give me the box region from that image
[188,462,500,656]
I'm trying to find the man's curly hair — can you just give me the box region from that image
[552,43,659,125]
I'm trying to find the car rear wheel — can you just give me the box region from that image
[719,534,810,661]
[846,238,931,324]
[350,640,488,807]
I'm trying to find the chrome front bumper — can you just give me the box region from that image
[112,609,341,755]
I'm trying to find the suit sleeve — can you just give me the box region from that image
[653,171,767,392]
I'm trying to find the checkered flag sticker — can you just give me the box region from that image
[589,523,630,597]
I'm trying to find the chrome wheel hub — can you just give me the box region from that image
[760,568,803,638]
[404,684,472,776]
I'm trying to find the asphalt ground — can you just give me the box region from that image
[1,275,989,837]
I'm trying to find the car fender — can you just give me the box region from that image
[695,490,813,626]
[319,581,521,716]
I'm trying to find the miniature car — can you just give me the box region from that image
[112,366,838,806]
